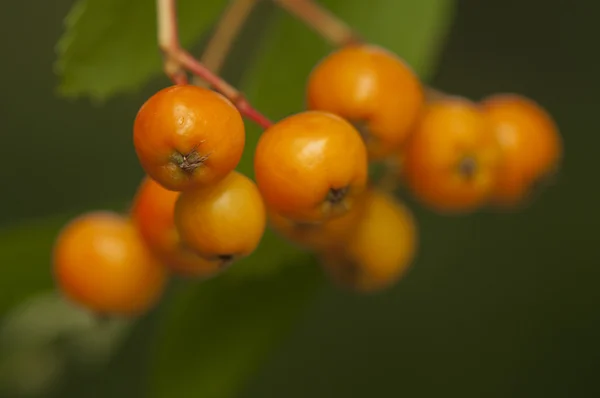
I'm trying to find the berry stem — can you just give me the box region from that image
[272,0,363,47]
[156,0,273,129]
[193,0,259,88]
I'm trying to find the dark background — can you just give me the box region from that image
[1,0,598,397]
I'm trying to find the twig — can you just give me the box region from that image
[193,0,259,87]
[156,0,272,129]
[272,0,362,47]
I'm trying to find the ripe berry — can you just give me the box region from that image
[174,171,266,264]
[53,211,166,316]
[254,111,368,223]
[307,44,424,159]
[131,177,223,278]
[401,97,500,213]
[133,85,245,191]
[320,189,417,293]
[267,193,366,252]
[481,94,562,206]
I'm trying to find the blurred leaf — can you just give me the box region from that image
[0,291,131,397]
[55,0,226,101]
[0,215,71,316]
[150,260,322,398]
[150,1,455,398]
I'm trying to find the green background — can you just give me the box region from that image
[1,0,599,397]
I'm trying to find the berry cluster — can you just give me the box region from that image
[52,43,562,317]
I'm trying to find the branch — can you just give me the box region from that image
[156,0,272,129]
[193,0,259,88]
[272,0,362,47]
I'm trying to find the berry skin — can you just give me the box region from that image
[53,211,166,316]
[401,97,500,213]
[267,193,366,252]
[307,44,424,160]
[481,94,562,206]
[320,189,417,293]
[254,111,368,223]
[174,171,266,264]
[133,85,245,191]
[131,177,223,278]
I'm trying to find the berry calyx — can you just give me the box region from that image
[268,192,366,252]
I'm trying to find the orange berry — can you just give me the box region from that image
[481,94,562,206]
[254,111,368,223]
[401,97,500,213]
[174,171,266,263]
[131,177,223,278]
[267,193,366,252]
[53,211,166,316]
[320,189,417,293]
[307,44,424,159]
[133,85,245,191]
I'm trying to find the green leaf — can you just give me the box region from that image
[150,260,322,398]
[150,1,455,398]
[55,0,227,101]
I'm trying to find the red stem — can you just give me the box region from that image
[157,0,272,129]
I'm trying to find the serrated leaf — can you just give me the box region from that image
[55,0,226,101]
[150,1,455,398]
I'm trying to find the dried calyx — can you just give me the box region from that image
[171,150,209,173]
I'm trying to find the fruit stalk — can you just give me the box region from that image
[156,0,272,129]
[193,0,259,87]
[272,0,362,46]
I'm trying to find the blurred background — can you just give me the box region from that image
[1,0,599,397]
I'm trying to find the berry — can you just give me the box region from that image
[131,177,223,278]
[320,189,417,293]
[307,44,424,159]
[267,193,366,252]
[133,85,245,191]
[481,94,562,206]
[401,97,500,213]
[53,211,166,315]
[254,111,368,223]
[174,171,266,264]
